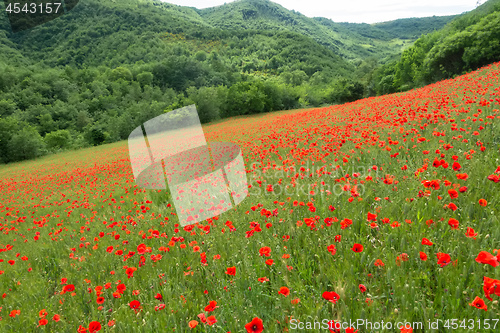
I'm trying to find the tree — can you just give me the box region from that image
[136,71,154,88]
[0,99,18,117]
[7,126,46,162]
[0,117,20,163]
[44,130,72,150]
[84,124,109,146]
[110,67,133,81]
[186,86,222,123]
[38,113,57,135]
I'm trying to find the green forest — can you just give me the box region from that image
[0,0,499,163]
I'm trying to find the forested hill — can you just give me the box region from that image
[198,0,455,61]
[372,15,457,40]
[372,0,500,94]
[0,0,484,165]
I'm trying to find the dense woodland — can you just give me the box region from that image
[0,0,499,163]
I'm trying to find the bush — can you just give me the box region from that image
[186,86,223,123]
[84,124,109,146]
[44,130,72,150]
[7,126,46,162]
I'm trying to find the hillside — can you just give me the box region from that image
[372,0,500,95]
[0,0,489,164]
[372,15,457,39]
[0,56,499,331]
[198,0,448,61]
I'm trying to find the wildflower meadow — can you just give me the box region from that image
[0,62,499,332]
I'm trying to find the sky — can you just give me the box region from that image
[162,0,481,24]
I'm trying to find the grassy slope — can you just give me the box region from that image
[0,60,499,331]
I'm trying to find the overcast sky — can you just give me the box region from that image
[162,0,481,24]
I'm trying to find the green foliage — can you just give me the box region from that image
[44,130,72,150]
[225,81,266,116]
[0,116,19,163]
[110,67,133,81]
[373,15,457,39]
[6,126,46,162]
[0,99,17,117]
[136,72,154,87]
[84,124,109,146]
[186,86,223,123]
[200,0,450,61]
[379,0,500,92]
[325,78,365,104]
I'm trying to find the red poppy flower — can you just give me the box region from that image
[188,320,198,329]
[436,253,451,267]
[204,300,218,312]
[206,315,217,325]
[367,212,377,221]
[116,283,126,294]
[38,318,48,326]
[322,291,340,303]
[465,227,478,239]
[419,252,428,261]
[9,309,20,317]
[137,243,147,254]
[487,174,500,183]
[265,259,274,266]
[475,251,499,267]
[245,317,264,333]
[351,243,363,252]
[129,300,141,309]
[483,276,500,301]
[374,259,385,267]
[448,189,458,199]
[421,238,433,246]
[62,284,75,294]
[469,296,487,311]
[448,218,459,229]
[126,267,137,278]
[88,321,102,333]
[197,313,206,323]
[259,246,271,257]
[225,266,236,276]
[358,284,367,293]
[399,325,413,333]
[346,328,359,333]
[478,199,487,207]
[96,297,104,304]
[278,286,290,297]
[452,162,461,171]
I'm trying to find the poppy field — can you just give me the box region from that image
[1,62,500,333]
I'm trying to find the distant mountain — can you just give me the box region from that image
[371,15,457,39]
[197,0,455,61]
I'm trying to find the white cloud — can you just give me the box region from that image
[162,0,478,23]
